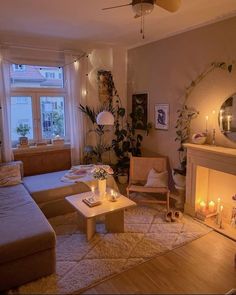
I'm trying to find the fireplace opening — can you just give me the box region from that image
[195,165,236,240]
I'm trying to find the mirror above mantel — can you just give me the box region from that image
[219,93,236,143]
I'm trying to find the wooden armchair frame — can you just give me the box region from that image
[127,156,170,211]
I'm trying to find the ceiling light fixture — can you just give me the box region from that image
[132,0,154,17]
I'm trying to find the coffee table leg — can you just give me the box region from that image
[86,218,96,241]
[105,210,124,233]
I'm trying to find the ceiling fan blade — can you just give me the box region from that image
[155,0,181,12]
[102,3,132,10]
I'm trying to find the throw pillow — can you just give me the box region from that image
[145,168,168,188]
[0,164,22,187]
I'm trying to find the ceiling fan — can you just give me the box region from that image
[102,0,181,18]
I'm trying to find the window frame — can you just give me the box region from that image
[10,64,69,146]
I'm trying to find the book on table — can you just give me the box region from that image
[83,196,101,207]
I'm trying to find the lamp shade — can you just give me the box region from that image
[96,111,114,125]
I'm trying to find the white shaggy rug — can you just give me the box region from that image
[11,205,211,294]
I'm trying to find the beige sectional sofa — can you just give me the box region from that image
[0,183,56,291]
[0,163,92,292]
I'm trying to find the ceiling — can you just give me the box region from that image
[0,0,236,49]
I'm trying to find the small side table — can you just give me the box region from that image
[66,191,136,241]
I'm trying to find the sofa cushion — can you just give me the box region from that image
[0,164,22,187]
[23,170,91,204]
[0,184,56,265]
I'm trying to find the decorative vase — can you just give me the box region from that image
[98,179,106,200]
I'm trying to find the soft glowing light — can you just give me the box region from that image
[208,201,215,213]
[82,89,87,97]
[91,186,95,194]
[199,201,206,213]
[74,60,79,71]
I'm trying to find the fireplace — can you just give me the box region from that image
[184,144,236,240]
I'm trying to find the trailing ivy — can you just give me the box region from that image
[174,60,235,175]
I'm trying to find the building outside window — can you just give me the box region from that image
[10,64,68,146]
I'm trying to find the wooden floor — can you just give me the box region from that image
[83,231,236,294]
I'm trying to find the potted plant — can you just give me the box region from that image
[16,123,30,146]
[112,102,152,184]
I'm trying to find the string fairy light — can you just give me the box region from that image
[1,52,87,70]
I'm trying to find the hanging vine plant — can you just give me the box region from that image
[174,61,235,176]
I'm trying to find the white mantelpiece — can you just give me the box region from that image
[184,143,236,216]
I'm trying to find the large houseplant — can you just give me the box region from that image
[111,99,152,183]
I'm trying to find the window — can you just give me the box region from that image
[40,96,65,139]
[10,96,34,141]
[10,64,63,88]
[10,64,67,146]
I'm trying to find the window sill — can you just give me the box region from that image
[13,143,71,155]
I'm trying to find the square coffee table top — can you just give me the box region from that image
[66,191,136,219]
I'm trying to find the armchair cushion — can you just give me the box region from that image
[144,169,168,188]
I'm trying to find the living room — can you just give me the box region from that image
[0,0,236,294]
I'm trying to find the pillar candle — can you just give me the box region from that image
[205,115,209,133]
[91,186,95,194]
[208,201,215,213]
[217,197,221,213]
[227,115,231,131]
[212,110,216,129]
[199,201,206,213]
[219,110,223,131]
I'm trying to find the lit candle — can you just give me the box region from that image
[217,197,221,213]
[91,186,95,194]
[205,115,209,133]
[110,189,114,196]
[216,205,223,227]
[227,115,231,131]
[212,110,216,129]
[208,201,215,213]
[219,110,223,131]
[199,201,206,213]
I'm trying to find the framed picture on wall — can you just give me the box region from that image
[155,103,169,130]
[132,93,148,130]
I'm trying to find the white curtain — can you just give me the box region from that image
[0,48,13,162]
[64,52,86,165]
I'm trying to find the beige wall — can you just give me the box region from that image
[127,16,236,170]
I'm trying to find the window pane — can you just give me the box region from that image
[10,96,34,141]
[40,96,65,139]
[10,64,64,88]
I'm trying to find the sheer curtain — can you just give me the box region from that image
[64,51,86,165]
[0,47,13,162]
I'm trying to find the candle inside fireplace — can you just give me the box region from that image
[208,200,215,213]
[199,201,206,212]
[217,197,221,213]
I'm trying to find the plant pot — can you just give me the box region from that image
[118,173,128,184]
[172,169,186,188]
[19,136,28,147]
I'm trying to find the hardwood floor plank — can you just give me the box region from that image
[83,232,236,294]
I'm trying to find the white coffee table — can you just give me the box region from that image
[66,191,136,241]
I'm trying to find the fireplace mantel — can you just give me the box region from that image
[184,143,236,216]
